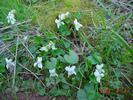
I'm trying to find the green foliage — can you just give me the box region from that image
[77,83,99,100]
[49,87,70,96]
[0,64,5,73]
[22,80,33,90]
[59,25,71,36]
[0,0,32,25]
[87,52,102,65]
[45,58,57,69]
[64,50,79,64]
[35,82,46,96]
[77,89,88,100]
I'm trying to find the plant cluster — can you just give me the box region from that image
[0,0,133,99]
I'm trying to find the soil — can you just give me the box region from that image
[0,92,68,100]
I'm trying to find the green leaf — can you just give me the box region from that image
[52,49,64,56]
[35,82,45,96]
[64,50,79,64]
[2,34,14,41]
[77,89,88,100]
[77,83,100,100]
[63,40,71,48]
[90,75,97,83]
[0,64,5,73]
[33,36,44,45]
[46,77,56,87]
[58,73,67,83]
[59,25,71,36]
[0,67,5,73]
[84,83,100,100]
[45,58,57,69]
[49,87,70,96]
[22,80,33,90]
[75,12,82,19]
[29,45,37,53]
[87,53,102,65]
[44,32,57,39]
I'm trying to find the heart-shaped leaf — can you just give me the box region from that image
[64,50,79,64]
[45,58,57,69]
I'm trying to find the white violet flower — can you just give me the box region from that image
[96,64,105,73]
[65,12,70,17]
[58,12,70,20]
[74,19,83,31]
[34,57,43,69]
[94,64,105,83]
[65,66,76,77]
[48,41,57,50]
[23,36,28,41]
[55,12,70,28]
[40,46,49,52]
[55,19,64,28]
[40,41,57,52]
[7,9,16,24]
[5,58,15,70]
[49,68,58,77]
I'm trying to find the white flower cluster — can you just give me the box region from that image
[48,65,77,77]
[55,12,70,28]
[33,55,77,78]
[5,10,84,79]
[55,12,83,31]
[58,12,70,21]
[40,41,57,52]
[5,41,77,78]
[34,41,57,69]
[5,58,105,80]
[48,65,76,77]
[94,64,105,83]
[7,9,16,24]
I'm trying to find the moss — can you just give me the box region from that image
[32,0,103,31]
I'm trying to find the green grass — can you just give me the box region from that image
[31,0,101,31]
[0,0,32,25]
